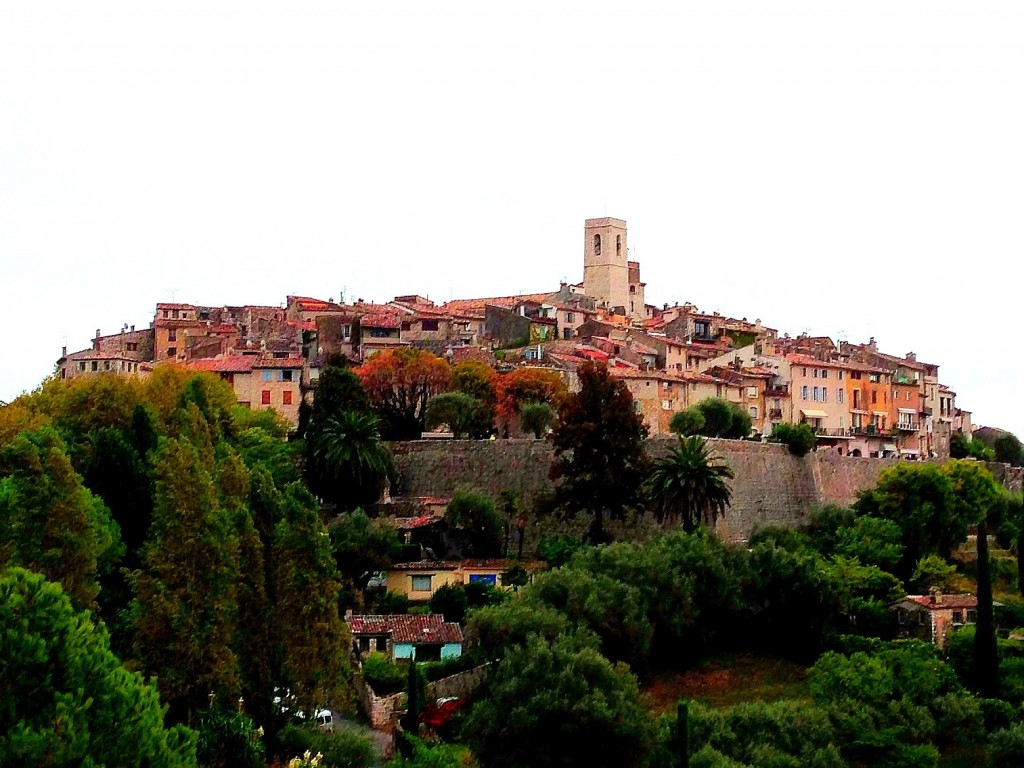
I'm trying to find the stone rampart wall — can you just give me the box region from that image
[389,439,1024,545]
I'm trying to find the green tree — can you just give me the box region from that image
[0,567,197,767]
[310,410,393,511]
[357,348,452,440]
[525,567,654,668]
[975,516,1000,699]
[994,433,1024,467]
[692,398,751,439]
[669,407,705,437]
[833,515,904,572]
[909,553,958,594]
[451,359,498,434]
[0,427,119,610]
[771,422,818,456]
[424,392,484,438]
[328,508,403,596]
[429,583,470,624]
[445,488,504,557]
[303,354,371,499]
[133,430,241,725]
[550,361,649,543]
[464,600,570,662]
[401,657,423,739]
[645,436,734,532]
[466,634,656,768]
[855,463,957,580]
[273,483,352,720]
[195,707,265,768]
[519,401,555,439]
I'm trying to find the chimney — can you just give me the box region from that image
[929,586,942,604]
[906,351,916,362]
[61,345,67,357]
[93,329,100,351]
[867,337,877,351]
[130,325,135,332]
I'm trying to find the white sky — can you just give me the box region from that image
[1,1,1021,436]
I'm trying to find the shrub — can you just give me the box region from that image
[374,591,411,615]
[909,554,958,593]
[362,652,405,695]
[988,723,1024,765]
[196,708,265,768]
[771,423,817,456]
[278,723,378,768]
[424,393,484,439]
[536,534,585,567]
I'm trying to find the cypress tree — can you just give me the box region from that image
[974,517,1000,698]
[402,657,421,739]
[677,700,690,768]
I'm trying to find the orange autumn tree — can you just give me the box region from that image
[495,367,566,436]
[357,348,451,439]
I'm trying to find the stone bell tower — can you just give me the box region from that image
[582,217,629,315]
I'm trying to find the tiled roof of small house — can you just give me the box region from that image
[347,614,464,644]
[252,356,304,369]
[904,594,978,610]
[390,515,444,531]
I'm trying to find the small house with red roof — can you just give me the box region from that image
[893,592,979,649]
[347,614,464,662]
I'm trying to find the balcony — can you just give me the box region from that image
[896,421,919,432]
[764,388,789,398]
[814,427,855,439]
[769,408,784,419]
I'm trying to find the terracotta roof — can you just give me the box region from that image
[390,558,545,572]
[62,348,140,361]
[390,515,444,531]
[608,368,679,383]
[903,594,978,610]
[361,311,402,329]
[252,356,304,369]
[156,302,197,310]
[347,614,464,644]
[184,356,256,373]
[440,292,554,315]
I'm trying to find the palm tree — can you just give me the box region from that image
[311,409,393,510]
[645,436,734,532]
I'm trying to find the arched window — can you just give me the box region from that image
[593,234,602,256]
[616,235,621,257]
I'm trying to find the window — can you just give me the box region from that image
[821,388,827,403]
[469,573,497,586]
[78,362,86,371]
[837,389,845,403]
[127,342,138,352]
[812,368,819,378]
[167,347,176,358]
[172,309,179,319]
[802,367,808,377]
[967,609,978,623]
[262,370,272,382]
[421,319,439,331]
[634,401,642,414]
[91,361,98,371]
[593,233,602,255]
[747,386,757,398]
[168,329,177,342]
[563,328,573,340]
[871,391,877,404]
[821,369,828,379]
[104,361,111,370]
[283,391,293,406]
[359,637,370,652]
[411,575,433,592]
[838,371,845,380]
[261,390,271,405]
[376,637,387,652]
[280,369,294,382]
[952,610,964,625]
[662,400,671,411]
[749,406,758,419]
[801,385,809,400]
[565,312,574,324]
[616,235,621,257]
[813,386,821,402]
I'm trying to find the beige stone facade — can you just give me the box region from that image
[582,217,629,316]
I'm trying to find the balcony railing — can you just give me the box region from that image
[764,388,789,398]
[896,421,919,432]
[769,408,784,419]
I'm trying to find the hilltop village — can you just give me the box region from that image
[56,216,969,459]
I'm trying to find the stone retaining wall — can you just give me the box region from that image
[390,439,1024,545]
